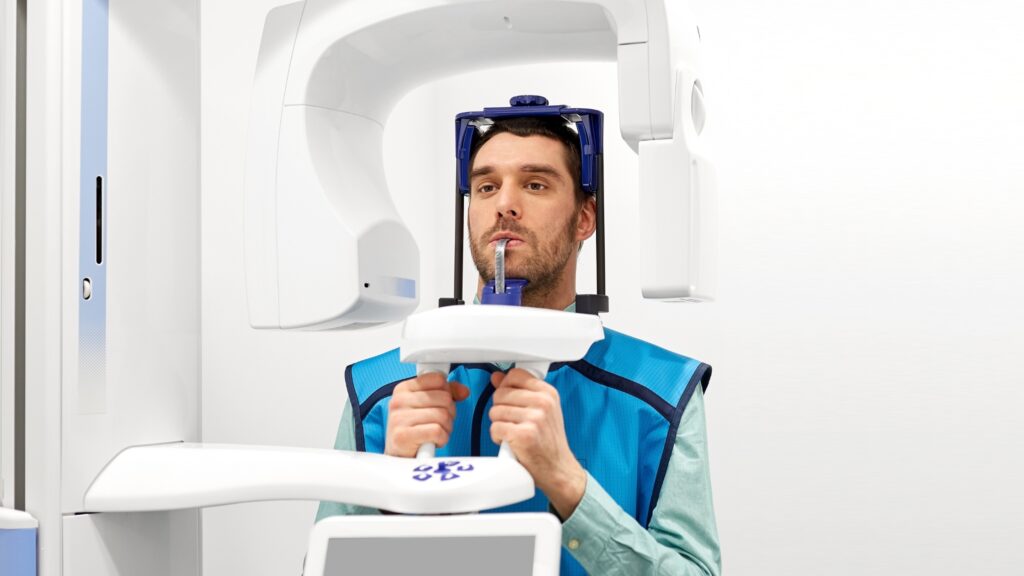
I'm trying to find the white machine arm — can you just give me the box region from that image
[246,0,715,330]
[82,442,534,515]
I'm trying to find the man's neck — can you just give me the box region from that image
[522,286,575,310]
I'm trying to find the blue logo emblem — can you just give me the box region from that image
[412,460,475,482]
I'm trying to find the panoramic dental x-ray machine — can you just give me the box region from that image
[1,0,713,575]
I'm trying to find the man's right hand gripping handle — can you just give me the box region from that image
[384,371,470,458]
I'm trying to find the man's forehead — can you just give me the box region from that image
[471,133,571,175]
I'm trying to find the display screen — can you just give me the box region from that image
[324,535,535,575]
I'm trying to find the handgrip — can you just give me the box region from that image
[413,361,551,461]
[415,363,450,459]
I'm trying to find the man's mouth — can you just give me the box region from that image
[488,239,525,249]
[488,232,525,249]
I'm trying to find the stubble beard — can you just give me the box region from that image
[469,211,580,307]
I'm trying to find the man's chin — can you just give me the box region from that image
[497,264,532,281]
[484,272,531,283]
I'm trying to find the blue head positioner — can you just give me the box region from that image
[440,95,609,314]
[455,95,604,195]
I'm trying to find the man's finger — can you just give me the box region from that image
[405,375,469,399]
[392,407,455,434]
[397,389,458,413]
[492,368,546,390]
[490,421,512,446]
[450,382,471,401]
[407,372,450,391]
[489,404,536,424]
[491,387,543,408]
[404,422,451,448]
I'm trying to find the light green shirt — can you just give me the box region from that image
[317,300,721,574]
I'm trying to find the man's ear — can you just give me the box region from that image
[576,195,597,242]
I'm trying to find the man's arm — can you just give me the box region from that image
[560,385,721,575]
[315,398,381,520]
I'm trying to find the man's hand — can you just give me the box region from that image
[385,373,470,458]
[489,368,587,519]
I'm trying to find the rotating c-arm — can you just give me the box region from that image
[245,0,714,331]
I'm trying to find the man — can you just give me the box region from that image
[317,115,721,575]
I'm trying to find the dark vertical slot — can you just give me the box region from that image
[96,176,103,264]
[453,188,464,301]
[576,153,609,314]
[15,0,28,511]
[440,173,466,307]
[595,154,606,296]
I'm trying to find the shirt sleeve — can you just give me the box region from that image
[315,398,382,521]
[560,385,721,575]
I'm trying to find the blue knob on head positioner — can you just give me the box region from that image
[481,279,529,306]
[509,95,548,107]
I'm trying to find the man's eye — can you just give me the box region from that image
[527,182,546,191]
[476,184,496,194]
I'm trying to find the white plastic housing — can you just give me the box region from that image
[639,71,717,301]
[245,4,419,330]
[401,305,605,365]
[246,0,715,330]
[0,507,38,529]
[83,442,533,515]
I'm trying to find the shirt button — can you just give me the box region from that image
[568,539,580,551]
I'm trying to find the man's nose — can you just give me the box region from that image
[495,187,521,220]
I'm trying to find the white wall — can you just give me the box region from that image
[201,1,1024,574]
[699,2,1024,572]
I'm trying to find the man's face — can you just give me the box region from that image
[467,132,592,295]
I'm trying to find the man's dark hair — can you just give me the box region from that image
[468,116,586,205]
